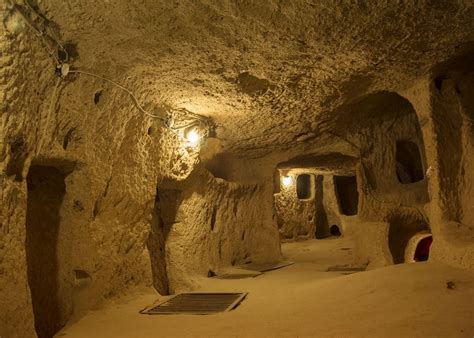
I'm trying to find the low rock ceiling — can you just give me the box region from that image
[278,152,358,171]
[34,1,474,156]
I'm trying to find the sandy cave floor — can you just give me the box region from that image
[57,238,474,338]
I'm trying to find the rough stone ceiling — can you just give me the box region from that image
[39,0,474,156]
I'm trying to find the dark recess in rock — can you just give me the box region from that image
[236,72,271,96]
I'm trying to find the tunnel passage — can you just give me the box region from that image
[26,166,67,338]
[333,175,359,216]
[414,236,433,262]
[330,225,342,237]
[388,214,430,264]
[396,140,424,184]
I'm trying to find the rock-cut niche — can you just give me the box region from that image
[296,174,313,200]
[333,175,359,216]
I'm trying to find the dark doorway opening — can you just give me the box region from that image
[330,225,341,237]
[296,174,312,200]
[315,176,330,239]
[333,176,359,216]
[388,215,430,264]
[26,166,67,338]
[414,236,432,262]
[395,141,424,184]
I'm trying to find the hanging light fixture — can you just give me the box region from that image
[168,108,214,148]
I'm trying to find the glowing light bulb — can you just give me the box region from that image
[185,128,201,146]
[282,176,293,187]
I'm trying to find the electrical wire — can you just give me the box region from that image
[9,0,63,65]
[68,70,167,122]
[24,0,68,60]
[9,0,212,158]
[168,107,212,132]
[68,70,210,153]
[9,0,210,130]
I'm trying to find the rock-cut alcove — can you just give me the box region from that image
[333,175,359,216]
[414,236,433,262]
[387,213,430,264]
[296,174,314,200]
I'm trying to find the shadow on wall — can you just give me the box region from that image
[203,153,234,181]
[26,165,68,338]
[147,187,178,296]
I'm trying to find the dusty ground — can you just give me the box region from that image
[57,238,474,338]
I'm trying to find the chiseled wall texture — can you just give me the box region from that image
[159,166,280,293]
[0,51,188,338]
[2,3,60,336]
[274,76,474,271]
[274,173,317,241]
[0,6,280,338]
[274,173,345,241]
[273,95,430,269]
[405,69,474,271]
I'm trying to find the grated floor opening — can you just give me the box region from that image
[140,292,248,315]
[214,273,260,279]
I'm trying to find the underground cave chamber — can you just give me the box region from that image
[2,1,474,337]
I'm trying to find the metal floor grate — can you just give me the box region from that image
[238,260,294,272]
[140,292,248,315]
[214,273,260,279]
[326,264,366,274]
